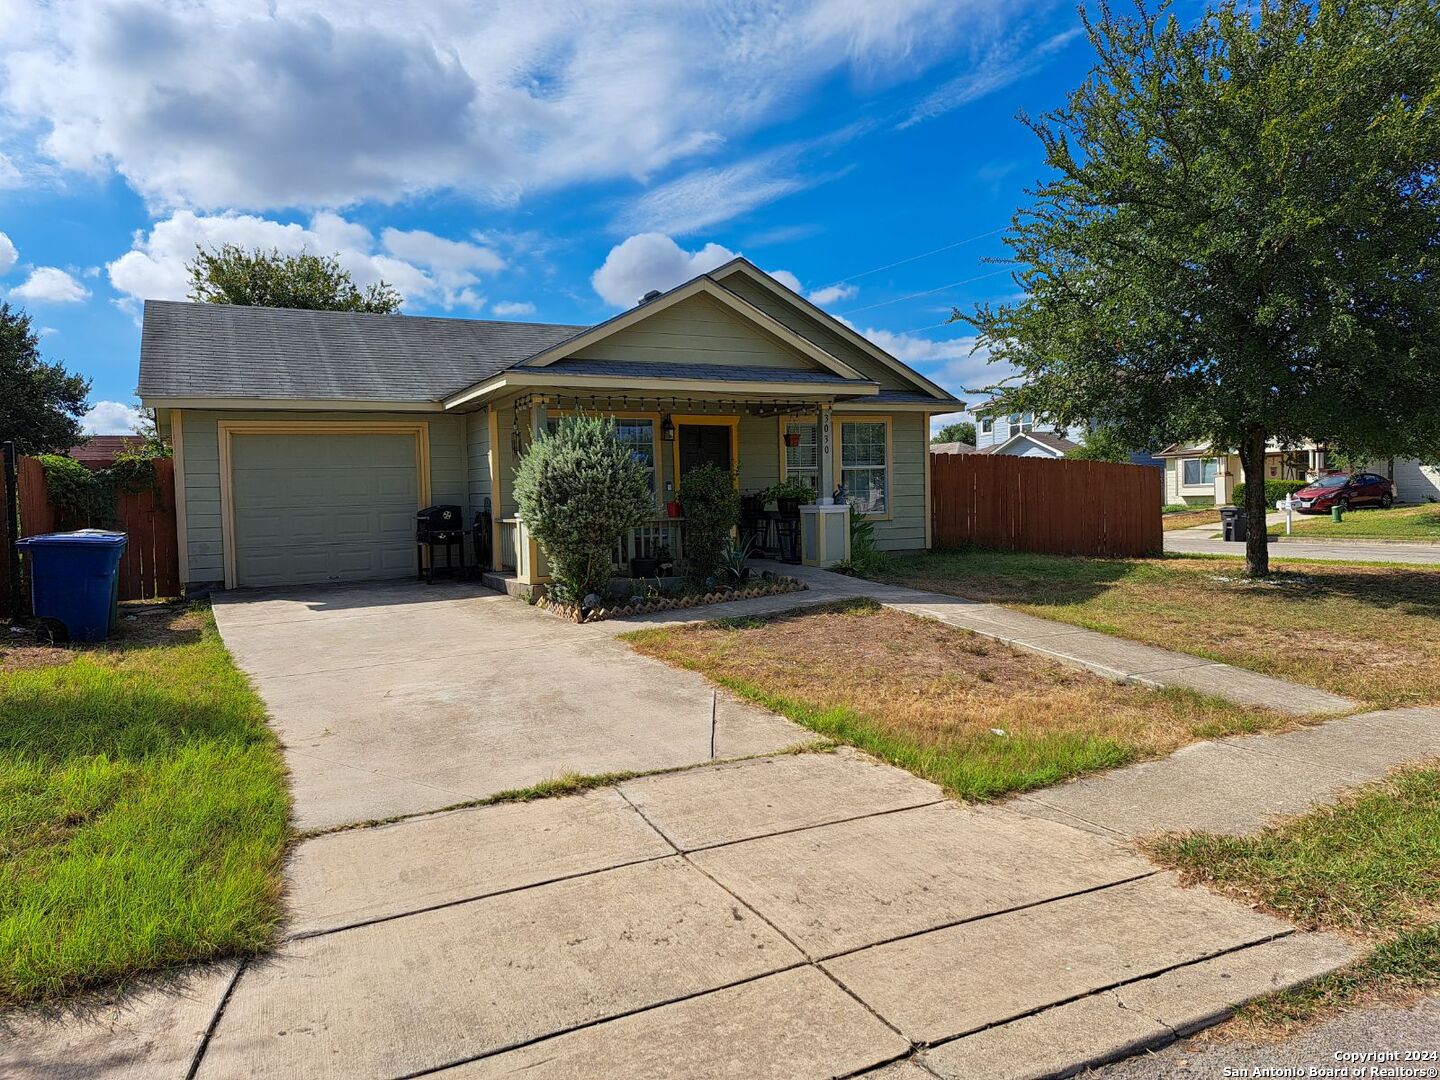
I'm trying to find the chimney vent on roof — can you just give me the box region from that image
[639,289,662,305]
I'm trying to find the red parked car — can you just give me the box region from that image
[1291,472,1396,513]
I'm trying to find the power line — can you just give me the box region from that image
[837,267,1013,317]
[810,227,1008,292]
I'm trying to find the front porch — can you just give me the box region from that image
[481,390,860,586]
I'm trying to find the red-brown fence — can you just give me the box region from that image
[931,453,1163,558]
[3,455,181,608]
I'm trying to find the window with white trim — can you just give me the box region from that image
[841,420,888,515]
[1182,457,1218,486]
[783,421,818,492]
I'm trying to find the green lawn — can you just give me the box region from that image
[874,550,1440,709]
[1274,502,1440,541]
[0,607,289,1007]
[1149,765,1440,1032]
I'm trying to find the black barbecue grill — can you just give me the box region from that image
[416,504,464,583]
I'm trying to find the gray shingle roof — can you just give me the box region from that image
[540,360,870,386]
[138,301,587,403]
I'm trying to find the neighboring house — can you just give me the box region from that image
[983,430,1079,458]
[930,440,978,455]
[1158,441,1440,506]
[972,406,1084,452]
[64,435,145,469]
[138,259,962,592]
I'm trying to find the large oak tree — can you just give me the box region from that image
[965,0,1440,574]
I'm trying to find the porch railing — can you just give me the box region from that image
[499,515,684,578]
[613,517,684,573]
[498,517,519,572]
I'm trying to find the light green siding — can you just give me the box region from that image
[717,273,916,392]
[871,411,927,551]
[465,410,492,512]
[177,409,466,587]
[568,294,814,370]
[737,413,780,497]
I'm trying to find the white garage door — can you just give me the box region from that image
[1393,458,1440,504]
[231,433,419,587]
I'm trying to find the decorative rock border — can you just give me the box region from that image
[540,576,807,623]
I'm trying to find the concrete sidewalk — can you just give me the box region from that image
[3,746,1365,1080]
[1165,532,1440,564]
[597,561,1357,716]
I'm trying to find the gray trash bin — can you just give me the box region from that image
[1219,506,1247,542]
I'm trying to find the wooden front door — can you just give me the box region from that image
[677,424,732,480]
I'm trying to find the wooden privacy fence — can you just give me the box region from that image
[2,454,181,609]
[931,454,1163,558]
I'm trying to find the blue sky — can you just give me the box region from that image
[0,0,1105,435]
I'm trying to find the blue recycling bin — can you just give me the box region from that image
[16,530,128,642]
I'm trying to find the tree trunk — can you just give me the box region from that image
[1239,428,1270,577]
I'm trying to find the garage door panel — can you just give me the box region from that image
[230,433,422,588]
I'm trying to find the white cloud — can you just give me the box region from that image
[768,270,803,294]
[491,300,536,317]
[1,1,1046,212]
[0,231,16,275]
[0,152,19,188]
[807,283,858,306]
[591,233,739,307]
[107,210,506,313]
[9,266,90,303]
[83,400,147,434]
[38,326,58,336]
[840,319,1012,404]
[901,27,1082,129]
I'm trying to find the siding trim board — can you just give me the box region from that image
[216,420,432,589]
[170,408,190,585]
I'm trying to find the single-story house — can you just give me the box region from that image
[1158,441,1440,506]
[137,259,962,592]
[983,430,1079,458]
[930,440,978,455]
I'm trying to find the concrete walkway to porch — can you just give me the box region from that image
[592,560,1359,717]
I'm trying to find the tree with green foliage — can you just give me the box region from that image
[0,302,91,454]
[1065,427,1134,463]
[962,0,1440,575]
[187,245,403,313]
[931,421,977,446]
[512,414,653,615]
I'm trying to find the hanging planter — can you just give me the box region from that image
[783,432,802,448]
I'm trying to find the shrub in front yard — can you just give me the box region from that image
[679,463,741,581]
[512,413,653,610]
[1231,478,1308,508]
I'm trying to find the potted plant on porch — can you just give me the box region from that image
[766,477,816,517]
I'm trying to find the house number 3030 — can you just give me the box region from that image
[821,413,832,454]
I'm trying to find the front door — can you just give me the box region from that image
[677,424,732,480]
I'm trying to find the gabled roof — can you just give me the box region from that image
[512,274,868,381]
[138,262,964,411]
[930,441,978,455]
[139,301,585,404]
[709,259,956,402]
[985,431,1079,457]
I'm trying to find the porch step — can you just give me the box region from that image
[481,571,545,602]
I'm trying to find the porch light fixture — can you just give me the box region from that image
[661,415,675,442]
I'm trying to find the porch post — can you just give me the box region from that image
[818,404,835,500]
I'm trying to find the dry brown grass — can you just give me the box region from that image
[1,604,204,674]
[1163,509,1222,531]
[625,601,1293,800]
[879,552,1440,709]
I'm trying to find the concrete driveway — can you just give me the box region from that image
[1165,532,1440,563]
[211,580,805,831]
